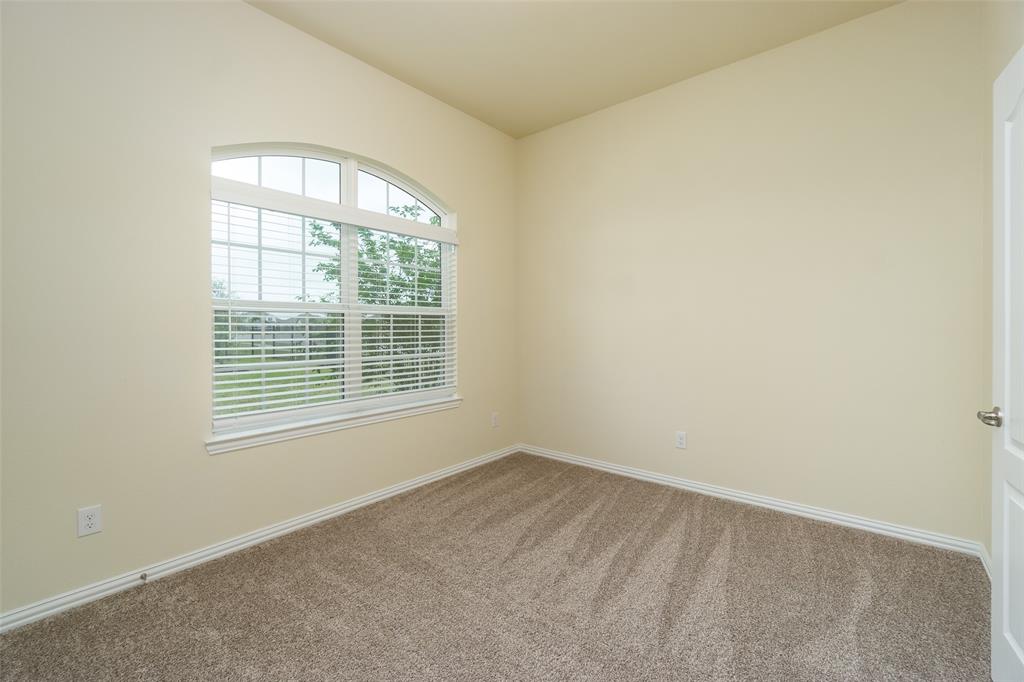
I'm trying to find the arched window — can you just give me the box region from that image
[207,145,458,453]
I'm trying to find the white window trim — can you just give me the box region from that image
[211,178,458,245]
[206,393,462,455]
[206,145,459,454]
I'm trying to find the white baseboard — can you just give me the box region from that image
[2,441,991,633]
[517,443,992,580]
[978,547,993,581]
[0,444,521,634]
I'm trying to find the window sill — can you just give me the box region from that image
[205,395,462,455]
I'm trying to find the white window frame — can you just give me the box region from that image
[205,144,459,455]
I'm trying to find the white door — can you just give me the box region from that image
[989,43,1024,682]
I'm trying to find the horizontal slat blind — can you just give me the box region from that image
[212,193,456,425]
[213,308,344,417]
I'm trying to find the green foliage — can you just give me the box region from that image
[306,220,343,303]
[388,203,442,227]
[305,204,442,306]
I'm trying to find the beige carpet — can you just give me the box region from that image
[0,453,989,681]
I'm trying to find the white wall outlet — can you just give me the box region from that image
[491,411,500,428]
[77,505,103,537]
[675,431,687,449]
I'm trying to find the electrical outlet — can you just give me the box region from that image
[491,411,500,428]
[77,505,103,537]
[675,431,687,449]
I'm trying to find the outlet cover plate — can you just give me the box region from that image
[77,505,103,537]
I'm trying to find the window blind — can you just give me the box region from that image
[210,157,456,430]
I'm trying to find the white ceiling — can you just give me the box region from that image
[251,1,897,138]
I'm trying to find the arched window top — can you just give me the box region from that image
[212,154,343,204]
[211,144,451,233]
[356,169,440,226]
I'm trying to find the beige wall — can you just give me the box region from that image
[516,1,994,546]
[985,0,1024,79]
[0,1,518,611]
[3,0,1021,615]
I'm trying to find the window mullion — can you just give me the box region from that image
[260,311,267,414]
[415,240,422,391]
[341,158,358,208]
[339,158,361,401]
[443,244,456,389]
[304,306,310,407]
[301,218,307,301]
[257,208,263,301]
[257,208,266,411]
[343,224,362,400]
[417,313,423,392]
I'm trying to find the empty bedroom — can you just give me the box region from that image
[1,0,1023,679]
